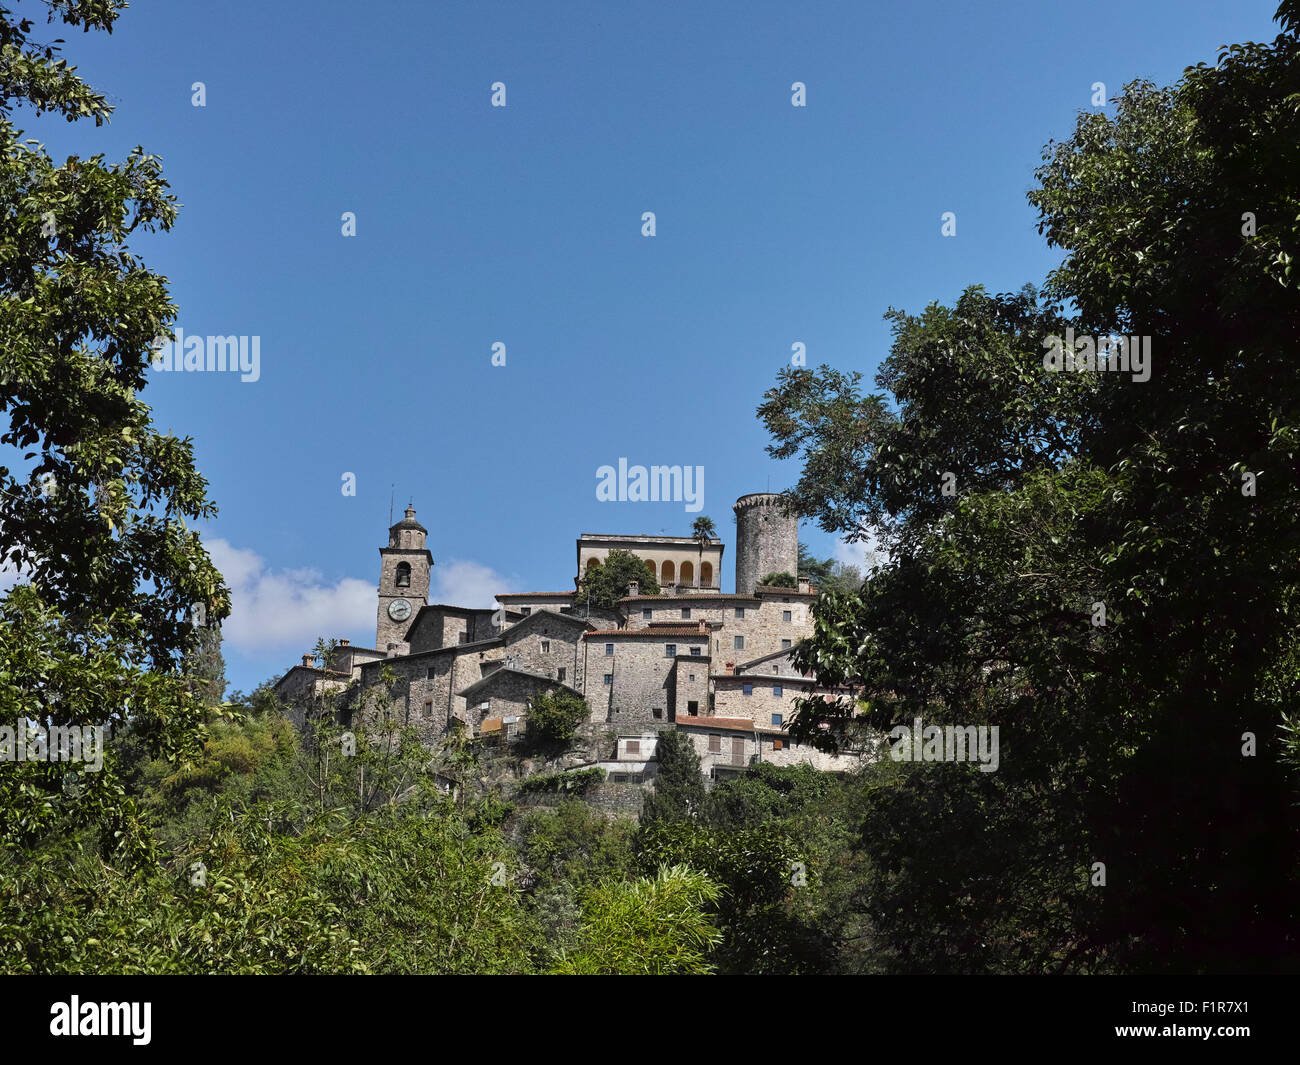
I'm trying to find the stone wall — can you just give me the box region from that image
[583,627,709,728]
[712,674,809,729]
[733,493,799,596]
[619,590,812,667]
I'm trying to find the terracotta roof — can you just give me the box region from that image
[715,672,814,684]
[620,593,759,604]
[583,626,710,638]
[496,592,574,599]
[580,534,723,545]
[676,716,782,734]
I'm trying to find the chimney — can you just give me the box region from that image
[628,580,639,597]
[339,638,350,646]
[301,654,314,668]
[797,575,810,594]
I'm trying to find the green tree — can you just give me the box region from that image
[759,571,797,588]
[797,541,834,582]
[181,624,227,709]
[550,865,721,975]
[524,688,590,747]
[0,1,228,867]
[692,515,716,587]
[577,548,659,609]
[640,728,706,823]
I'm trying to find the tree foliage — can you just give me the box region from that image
[0,0,228,867]
[756,5,1300,972]
[577,548,659,609]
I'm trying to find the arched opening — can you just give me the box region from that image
[395,561,411,588]
[680,561,694,586]
[661,560,675,584]
[700,561,713,587]
[640,558,655,578]
[586,557,600,572]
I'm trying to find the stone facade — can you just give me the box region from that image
[582,623,711,728]
[407,604,500,654]
[621,587,812,666]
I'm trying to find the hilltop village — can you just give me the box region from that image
[273,493,863,783]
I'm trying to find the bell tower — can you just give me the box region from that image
[376,503,433,655]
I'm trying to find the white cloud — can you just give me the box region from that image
[204,540,518,653]
[206,538,375,653]
[833,527,886,572]
[431,559,517,608]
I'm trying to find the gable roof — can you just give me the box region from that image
[502,609,594,639]
[736,644,806,671]
[456,667,579,700]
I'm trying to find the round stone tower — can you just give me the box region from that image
[732,493,798,596]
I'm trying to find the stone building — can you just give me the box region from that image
[274,493,864,782]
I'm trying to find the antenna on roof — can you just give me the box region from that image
[389,485,394,526]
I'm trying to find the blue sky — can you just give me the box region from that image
[13,0,1283,695]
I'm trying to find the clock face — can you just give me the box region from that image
[388,598,412,621]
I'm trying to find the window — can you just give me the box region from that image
[687,700,699,716]
[773,738,784,750]
[771,713,783,726]
[782,639,792,650]
[734,635,744,651]
[458,632,468,644]
[782,610,792,623]
[735,607,745,618]
[652,708,662,719]
[605,643,614,656]
[627,740,641,755]
[665,644,677,657]
[681,607,691,619]
[643,608,652,620]
[690,647,701,656]
[688,674,696,682]
[541,640,550,653]
[709,735,722,753]
[773,685,783,697]
[395,562,411,588]
[743,683,753,696]
[603,673,613,685]
[426,667,436,680]
[423,700,433,718]
[520,607,531,616]
[558,667,566,682]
